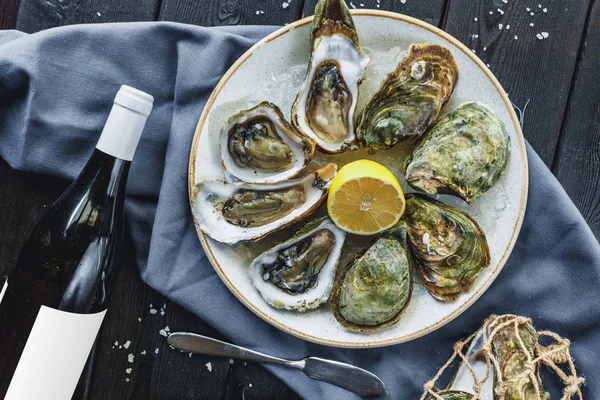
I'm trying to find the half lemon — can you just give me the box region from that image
[327,160,405,235]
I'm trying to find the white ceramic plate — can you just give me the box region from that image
[189,11,528,348]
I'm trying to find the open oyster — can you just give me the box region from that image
[220,102,316,184]
[192,163,337,244]
[291,0,369,153]
[356,43,458,151]
[248,217,346,311]
[330,223,412,332]
[403,194,490,302]
[405,102,510,203]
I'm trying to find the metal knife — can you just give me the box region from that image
[167,332,387,397]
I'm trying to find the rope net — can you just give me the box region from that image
[420,314,585,400]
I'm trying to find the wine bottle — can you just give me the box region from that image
[0,85,153,399]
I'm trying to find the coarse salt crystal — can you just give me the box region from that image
[123,340,131,349]
[206,362,212,372]
[483,46,487,51]
[114,341,119,346]
[543,8,547,12]
[159,329,168,337]
[506,24,510,29]
[150,308,157,315]
[530,12,534,16]
[498,23,504,30]
[128,354,135,363]
[526,7,531,11]
[474,17,478,21]
[155,348,160,354]
[400,0,406,4]
[514,35,518,39]
[230,359,235,364]
[125,378,130,382]
[249,383,253,388]
[189,353,192,358]
[141,350,146,355]
[160,310,165,315]
[96,12,101,16]
[497,8,504,14]
[126,368,132,374]
[536,33,543,39]
[541,32,549,38]
[530,22,535,26]
[137,317,141,322]
[282,2,289,9]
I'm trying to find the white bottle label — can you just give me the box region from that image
[5,305,107,400]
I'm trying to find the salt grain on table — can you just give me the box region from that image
[141,350,146,355]
[498,23,504,30]
[114,341,119,346]
[125,378,130,382]
[282,2,289,9]
[497,8,504,14]
[543,8,547,12]
[474,17,478,21]
[229,359,234,364]
[160,310,165,315]
[137,317,141,322]
[206,362,212,372]
[189,353,192,358]
[159,329,168,337]
[126,368,132,374]
[128,354,135,363]
[149,308,157,315]
[530,22,535,27]
[155,348,159,354]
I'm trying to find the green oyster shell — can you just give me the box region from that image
[330,223,413,332]
[488,315,550,400]
[402,194,490,302]
[310,0,361,55]
[405,102,510,203]
[356,43,458,151]
[426,391,475,400]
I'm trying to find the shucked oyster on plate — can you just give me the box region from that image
[192,163,337,244]
[403,193,490,302]
[220,102,316,184]
[248,217,346,312]
[405,102,510,203]
[356,43,459,151]
[291,0,369,153]
[330,223,413,332]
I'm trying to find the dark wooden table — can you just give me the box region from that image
[1,0,599,399]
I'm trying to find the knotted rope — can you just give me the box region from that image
[420,315,585,400]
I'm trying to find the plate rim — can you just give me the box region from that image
[188,10,529,348]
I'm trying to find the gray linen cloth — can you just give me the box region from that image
[0,22,598,399]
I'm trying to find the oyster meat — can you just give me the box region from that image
[330,223,412,332]
[192,163,337,244]
[220,102,316,184]
[405,102,510,203]
[248,217,346,311]
[291,0,369,153]
[356,43,459,151]
[402,193,490,302]
[488,315,549,400]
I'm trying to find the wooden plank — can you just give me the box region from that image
[302,0,447,26]
[0,0,20,29]
[15,0,158,33]
[442,0,590,166]
[158,0,305,26]
[553,1,600,240]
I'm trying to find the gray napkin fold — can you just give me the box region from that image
[0,22,598,399]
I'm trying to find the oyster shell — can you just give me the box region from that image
[291,0,369,153]
[426,391,475,400]
[220,102,316,184]
[403,194,490,302]
[192,163,337,244]
[356,43,458,151]
[488,315,549,400]
[405,102,510,203]
[248,217,346,311]
[330,223,413,332]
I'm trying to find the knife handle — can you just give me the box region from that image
[168,332,298,367]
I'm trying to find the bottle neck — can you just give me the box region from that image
[95,103,149,162]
